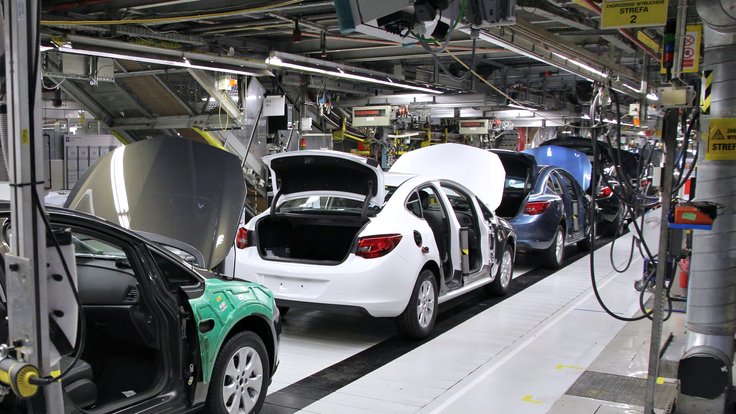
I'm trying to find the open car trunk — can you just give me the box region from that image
[256,215,367,264]
[493,150,537,219]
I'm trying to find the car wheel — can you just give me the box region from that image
[485,244,514,296]
[277,306,289,319]
[395,269,438,339]
[206,331,269,414]
[543,226,565,269]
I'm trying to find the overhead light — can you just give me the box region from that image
[623,84,639,93]
[265,52,443,95]
[53,45,265,77]
[508,103,532,110]
[646,92,659,101]
[552,52,608,79]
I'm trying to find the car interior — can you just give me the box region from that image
[440,185,483,276]
[73,231,163,408]
[0,225,165,411]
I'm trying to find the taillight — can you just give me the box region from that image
[236,227,249,249]
[524,201,550,215]
[597,186,613,198]
[356,234,402,259]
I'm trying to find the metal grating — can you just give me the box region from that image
[72,79,148,119]
[157,72,210,115]
[565,371,676,411]
[117,75,190,117]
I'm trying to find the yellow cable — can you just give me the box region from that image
[42,0,302,26]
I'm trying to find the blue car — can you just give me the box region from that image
[492,149,592,269]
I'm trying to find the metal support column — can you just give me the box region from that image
[644,108,678,414]
[2,0,64,411]
[677,1,736,412]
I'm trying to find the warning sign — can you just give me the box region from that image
[702,70,713,114]
[706,118,736,161]
[601,0,668,29]
[661,25,702,74]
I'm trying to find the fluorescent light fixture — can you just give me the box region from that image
[623,84,639,93]
[552,52,608,79]
[646,92,659,101]
[266,54,443,95]
[54,45,264,77]
[508,103,532,110]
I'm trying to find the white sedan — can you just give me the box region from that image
[229,144,515,338]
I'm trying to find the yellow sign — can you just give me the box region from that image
[601,0,668,29]
[637,31,661,53]
[660,25,702,74]
[706,118,736,161]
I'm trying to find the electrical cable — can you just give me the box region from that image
[587,88,655,322]
[41,0,303,26]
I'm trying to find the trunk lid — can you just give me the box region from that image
[389,143,505,211]
[65,136,246,270]
[264,150,385,206]
[523,146,592,190]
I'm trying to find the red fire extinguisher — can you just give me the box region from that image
[678,257,690,289]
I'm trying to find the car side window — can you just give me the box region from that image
[418,186,444,218]
[406,191,422,218]
[151,250,201,289]
[558,172,579,201]
[547,174,564,196]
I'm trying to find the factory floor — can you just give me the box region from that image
[262,216,685,414]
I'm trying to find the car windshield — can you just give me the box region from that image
[279,195,381,216]
[504,176,529,191]
[73,235,127,259]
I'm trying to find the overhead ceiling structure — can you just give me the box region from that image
[38,0,698,142]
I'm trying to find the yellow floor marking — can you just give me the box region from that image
[521,395,543,404]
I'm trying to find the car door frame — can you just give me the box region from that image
[50,212,191,413]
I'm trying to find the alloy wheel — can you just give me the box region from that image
[416,279,435,328]
[222,346,264,414]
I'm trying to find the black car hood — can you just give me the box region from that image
[65,136,246,270]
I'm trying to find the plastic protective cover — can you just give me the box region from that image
[389,143,505,211]
[524,145,592,191]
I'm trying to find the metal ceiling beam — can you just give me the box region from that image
[519,7,636,54]
[41,22,206,46]
[461,24,641,96]
[52,79,116,126]
[187,69,242,125]
[110,114,240,130]
[46,34,272,76]
[113,68,190,78]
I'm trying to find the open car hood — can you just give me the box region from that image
[264,150,384,206]
[389,143,505,211]
[524,146,592,190]
[65,136,246,270]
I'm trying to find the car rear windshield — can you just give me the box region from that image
[279,195,380,216]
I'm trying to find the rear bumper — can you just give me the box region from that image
[511,213,558,253]
[233,247,418,317]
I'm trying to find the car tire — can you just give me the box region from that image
[395,269,438,339]
[485,243,514,296]
[206,331,269,414]
[277,306,290,319]
[543,226,565,269]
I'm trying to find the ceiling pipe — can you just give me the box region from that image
[574,0,660,61]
